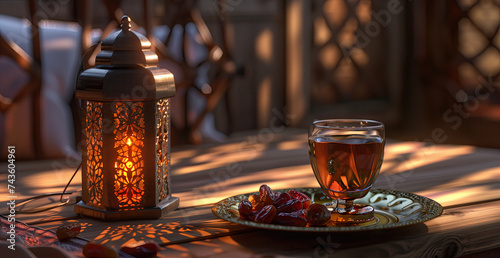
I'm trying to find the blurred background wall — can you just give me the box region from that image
[0,0,499,160]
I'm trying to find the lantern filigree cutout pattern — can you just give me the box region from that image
[156,99,170,202]
[84,101,103,206]
[75,16,178,220]
[113,102,145,208]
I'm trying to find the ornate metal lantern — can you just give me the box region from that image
[75,16,179,220]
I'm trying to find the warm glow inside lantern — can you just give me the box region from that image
[75,16,179,220]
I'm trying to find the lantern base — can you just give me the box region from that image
[74,196,179,221]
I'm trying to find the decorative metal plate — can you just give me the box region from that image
[212,188,443,232]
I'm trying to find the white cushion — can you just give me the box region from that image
[0,15,80,160]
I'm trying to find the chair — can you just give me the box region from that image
[0,0,42,159]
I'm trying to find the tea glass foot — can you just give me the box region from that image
[330,199,375,223]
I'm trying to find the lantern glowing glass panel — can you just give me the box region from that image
[75,16,178,220]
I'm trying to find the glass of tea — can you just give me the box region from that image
[308,119,385,223]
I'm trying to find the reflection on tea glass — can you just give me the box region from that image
[308,119,385,223]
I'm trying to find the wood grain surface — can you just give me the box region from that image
[1,129,500,257]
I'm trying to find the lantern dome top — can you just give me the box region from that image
[96,15,158,67]
[76,15,175,101]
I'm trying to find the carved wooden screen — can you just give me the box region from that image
[309,0,405,122]
[454,0,500,112]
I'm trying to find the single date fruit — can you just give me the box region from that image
[272,191,282,201]
[83,242,117,258]
[288,189,311,209]
[274,192,291,207]
[306,204,331,226]
[248,211,258,221]
[253,201,266,212]
[277,199,302,213]
[291,209,307,218]
[275,212,307,227]
[238,199,253,218]
[120,241,159,258]
[259,184,274,205]
[56,223,81,242]
[248,194,260,206]
[254,205,277,224]
[249,194,265,212]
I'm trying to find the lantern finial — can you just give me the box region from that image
[121,15,132,31]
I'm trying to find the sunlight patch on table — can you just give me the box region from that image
[192,241,219,247]
[170,149,199,165]
[173,148,266,176]
[277,140,306,151]
[167,244,189,252]
[189,142,250,164]
[419,185,494,207]
[2,168,81,190]
[382,145,475,175]
[384,142,424,159]
[440,167,500,188]
[219,236,241,246]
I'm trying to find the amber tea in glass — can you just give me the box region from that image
[308,119,385,223]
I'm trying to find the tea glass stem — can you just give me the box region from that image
[335,199,355,213]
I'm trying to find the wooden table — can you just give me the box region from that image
[2,129,500,257]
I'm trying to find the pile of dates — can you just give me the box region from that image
[238,184,330,227]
